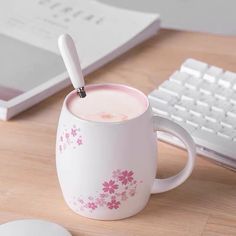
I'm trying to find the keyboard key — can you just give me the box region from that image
[189,106,203,117]
[186,120,199,128]
[201,121,221,133]
[217,127,234,140]
[150,100,173,117]
[186,116,205,128]
[218,71,236,88]
[184,76,202,90]
[189,104,209,117]
[200,82,218,95]
[181,90,199,102]
[220,116,236,129]
[233,83,236,91]
[195,104,210,114]
[203,66,223,83]
[193,129,236,157]
[181,58,208,77]
[229,93,236,105]
[227,106,236,118]
[171,114,184,122]
[232,130,236,141]
[201,126,214,133]
[212,100,232,113]
[205,110,225,123]
[172,110,192,121]
[148,90,177,105]
[159,80,184,98]
[196,94,215,107]
[214,87,232,101]
[180,100,195,110]
[169,71,189,85]
[174,103,187,111]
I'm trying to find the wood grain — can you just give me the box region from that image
[0,29,236,235]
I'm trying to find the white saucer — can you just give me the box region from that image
[0,219,71,236]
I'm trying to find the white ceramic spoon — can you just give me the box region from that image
[58,33,86,98]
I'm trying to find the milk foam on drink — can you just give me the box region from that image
[67,84,148,122]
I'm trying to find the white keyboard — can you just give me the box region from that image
[148,58,236,170]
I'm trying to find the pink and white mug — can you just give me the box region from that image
[56,83,196,220]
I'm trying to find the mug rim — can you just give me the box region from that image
[63,83,151,125]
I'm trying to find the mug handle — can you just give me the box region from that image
[151,116,196,193]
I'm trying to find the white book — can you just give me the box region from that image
[0,0,160,120]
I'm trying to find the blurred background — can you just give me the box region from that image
[100,0,236,35]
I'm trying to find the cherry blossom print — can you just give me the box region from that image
[112,169,121,179]
[121,191,128,201]
[65,132,70,139]
[100,193,108,199]
[107,198,120,209]
[71,128,77,137]
[103,180,118,194]
[95,197,106,207]
[118,170,134,185]
[69,169,142,213]
[87,202,97,210]
[77,138,83,145]
[58,125,83,153]
[78,198,84,204]
[129,188,136,197]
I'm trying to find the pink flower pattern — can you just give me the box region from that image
[107,198,120,209]
[65,133,70,139]
[77,138,83,145]
[71,128,77,137]
[100,193,108,198]
[118,170,134,185]
[69,169,142,213]
[112,169,121,179]
[95,197,106,207]
[58,125,83,153]
[129,188,136,196]
[121,191,128,201]
[103,180,118,194]
[87,202,97,210]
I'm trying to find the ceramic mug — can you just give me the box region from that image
[56,83,196,220]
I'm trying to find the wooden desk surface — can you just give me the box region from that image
[0,29,236,236]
